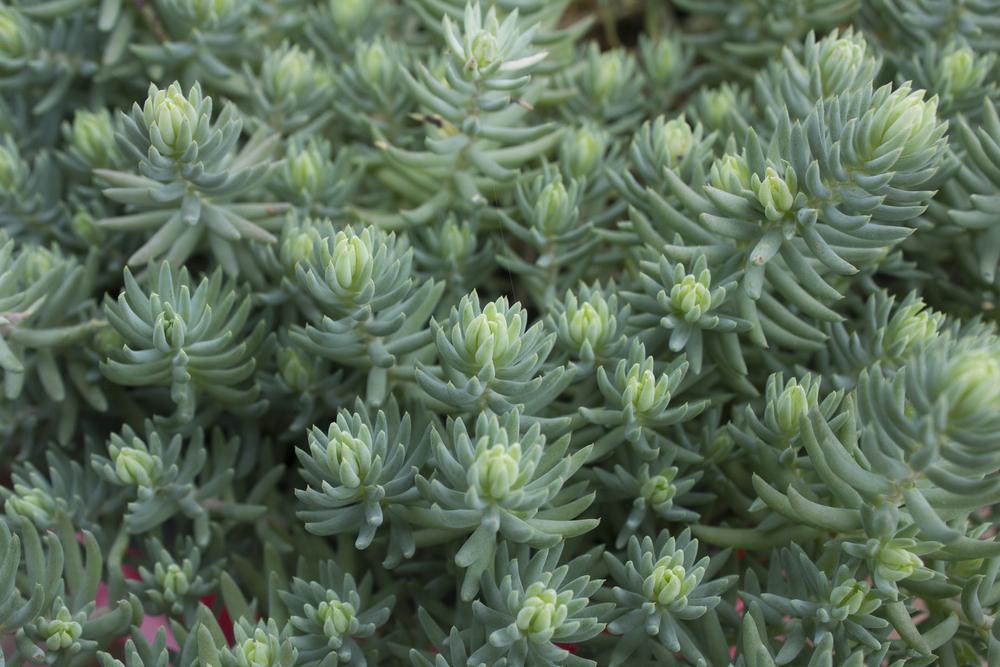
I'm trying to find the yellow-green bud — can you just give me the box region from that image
[568,300,610,351]
[313,595,358,644]
[885,302,940,357]
[287,145,325,197]
[670,274,712,320]
[280,229,316,272]
[71,210,103,245]
[112,443,157,487]
[643,559,696,607]
[329,0,371,31]
[875,542,923,582]
[0,10,26,59]
[188,0,236,25]
[515,583,569,640]
[942,349,1000,419]
[469,443,521,501]
[592,52,624,101]
[235,630,276,667]
[358,41,390,87]
[535,180,572,235]
[22,247,54,283]
[268,46,318,100]
[878,88,939,159]
[624,366,664,415]
[6,486,56,527]
[42,607,82,652]
[440,219,475,261]
[155,562,191,601]
[646,37,680,83]
[143,83,199,155]
[660,118,693,164]
[465,302,517,367]
[0,143,23,192]
[560,126,606,178]
[702,86,736,129]
[820,37,867,94]
[830,578,873,619]
[325,426,371,488]
[468,30,499,71]
[278,347,312,392]
[641,470,677,506]
[711,153,751,192]
[775,382,809,435]
[69,110,116,167]
[755,167,796,221]
[940,47,979,97]
[330,232,372,291]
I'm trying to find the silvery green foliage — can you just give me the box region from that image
[3,0,1000,665]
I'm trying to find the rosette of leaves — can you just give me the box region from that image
[753,29,882,126]
[581,341,707,461]
[593,448,709,549]
[895,40,998,120]
[333,37,416,144]
[0,6,100,117]
[406,409,596,600]
[95,82,289,274]
[673,0,861,79]
[684,83,753,140]
[131,0,254,92]
[277,559,394,666]
[610,116,717,210]
[740,545,891,663]
[127,536,217,620]
[417,291,573,415]
[244,41,334,136]
[558,44,643,136]
[91,423,266,546]
[289,223,444,405]
[98,629,172,667]
[0,238,107,439]
[546,281,628,372]
[497,169,599,304]
[818,290,944,388]
[303,0,389,61]
[637,34,697,114]
[603,528,737,666]
[5,515,142,666]
[295,398,429,566]
[372,1,560,227]
[220,617,298,667]
[408,607,496,667]
[101,262,268,420]
[632,75,948,347]
[412,217,495,300]
[271,137,359,220]
[625,253,749,380]
[0,135,64,242]
[859,0,1000,53]
[469,542,611,666]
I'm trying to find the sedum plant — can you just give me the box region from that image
[2,1,1000,666]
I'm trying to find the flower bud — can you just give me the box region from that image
[234,629,277,667]
[670,273,712,320]
[624,366,664,415]
[329,0,371,31]
[330,231,372,291]
[875,541,923,582]
[942,349,1000,419]
[645,36,681,83]
[877,87,939,160]
[641,469,678,507]
[711,153,750,192]
[535,179,573,235]
[268,45,323,101]
[278,347,312,392]
[659,118,693,164]
[325,426,372,488]
[643,558,695,607]
[559,125,607,179]
[155,562,191,601]
[69,109,116,167]
[41,606,82,652]
[112,441,157,487]
[701,85,737,130]
[885,300,941,357]
[515,583,569,640]
[5,486,56,527]
[22,246,54,283]
[0,142,24,193]
[0,9,27,59]
[469,443,521,501]
[468,30,500,71]
[143,83,199,156]
[830,578,874,620]
[358,40,391,87]
[592,52,625,101]
[568,300,608,351]
[440,218,476,261]
[287,142,325,197]
[755,166,796,221]
[465,302,517,368]
[313,594,358,643]
[281,229,316,273]
[775,381,809,435]
[940,47,979,98]
[820,36,868,94]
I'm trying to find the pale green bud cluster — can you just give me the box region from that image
[286,141,325,197]
[643,558,698,608]
[312,594,359,645]
[465,301,521,369]
[559,125,607,179]
[670,272,713,320]
[469,443,521,501]
[818,35,869,95]
[711,153,751,192]
[942,348,1000,419]
[515,583,570,640]
[873,540,924,583]
[658,117,694,164]
[5,485,57,527]
[68,110,117,167]
[534,179,573,236]
[40,606,83,652]
[329,230,374,294]
[775,381,810,435]
[329,0,372,31]
[142,83,200,155]
[267,45,327,102]
[0,142,24,192]
[154,561,192,602]
[829,578,878,620]
[885,300,942,358]
[324,425,373,489]
[641,469,678,507]
[278,347,313,392]
[645,36,681,83]
[753,166,797,222]
[623,365,668,416]
[235,632,276,667]
[440,219,477,262]
[111,439,158,487]
[0,9,26,59]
